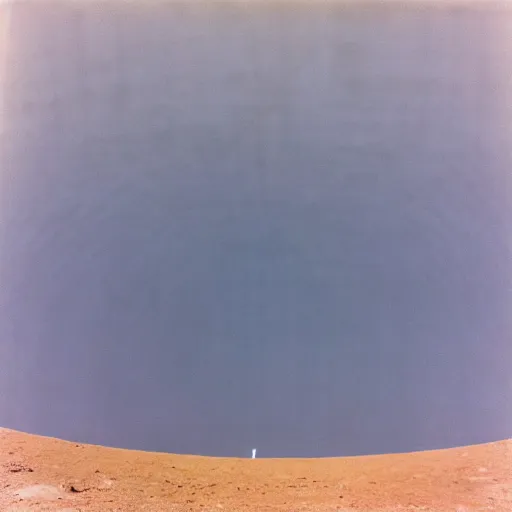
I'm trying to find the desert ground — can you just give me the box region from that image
[0,427,511,511]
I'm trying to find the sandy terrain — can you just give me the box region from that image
[1,428,511,511]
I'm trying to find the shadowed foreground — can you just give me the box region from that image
[1,428,511,511]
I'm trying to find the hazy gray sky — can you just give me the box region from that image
[1,2,511,457]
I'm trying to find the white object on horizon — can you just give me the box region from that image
[252,448,256,459]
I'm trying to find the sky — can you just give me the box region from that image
[0,2,511,458]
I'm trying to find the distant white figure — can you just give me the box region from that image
[252,448,257,459]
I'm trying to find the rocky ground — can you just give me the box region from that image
[1,427,511,512]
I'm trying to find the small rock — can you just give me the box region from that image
[99,479,114,490]
[4,463,33,473]
[14,484,64,501]
[67,484,90,493]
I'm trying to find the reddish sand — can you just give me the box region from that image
[1,427,511,511]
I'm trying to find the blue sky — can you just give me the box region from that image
[0,2,511,457]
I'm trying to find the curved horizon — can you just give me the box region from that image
[1,426,511,511]
[3,426,512,459]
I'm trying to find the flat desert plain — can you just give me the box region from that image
[1,427,511,511]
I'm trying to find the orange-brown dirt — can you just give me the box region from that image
[1,427,511,512]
